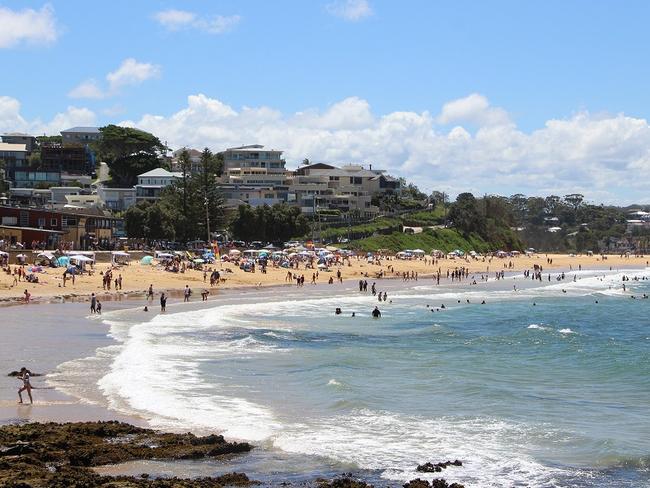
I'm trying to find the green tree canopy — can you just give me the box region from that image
[95,125,166,187]
[231,203,309,242]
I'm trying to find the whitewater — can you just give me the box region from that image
[49,269,650,487]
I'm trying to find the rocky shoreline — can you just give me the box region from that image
[0,421,466,488]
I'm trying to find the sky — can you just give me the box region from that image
[1,0,650,204]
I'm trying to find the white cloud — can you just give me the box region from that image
[117,93,650,204]
[327,0,373,21]
[0,96,95,135]
[107,58,161,91]
[153,9,196,30]
[154,8,241,34]
[437,93,511,127]
[68,58,160,99]
[68,79,105,99]
[0,4,59,48]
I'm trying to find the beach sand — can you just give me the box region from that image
[0,252,646,304]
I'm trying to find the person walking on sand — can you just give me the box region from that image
[17,367,33,404]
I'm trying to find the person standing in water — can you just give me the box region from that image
[17,367,33,404]
[160,292,167,312]
[372,306,381,318]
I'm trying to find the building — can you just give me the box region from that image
[135,168,182,202]
[97,186,137,211]
[0,205,122,249]
[288,163,399,217]
[170,148,203,174]
[220,144,285,173]
[61,126,101,146]
[1,133,37,152]
[0,142,29,185]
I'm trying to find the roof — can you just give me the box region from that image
[2,132,33,137]
[61,126,100,134]
[223,145,282,153]
[138,168,182,178]
[0,224,65,234]
[0,142,27,152]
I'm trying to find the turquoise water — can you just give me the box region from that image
[59,269,650,487]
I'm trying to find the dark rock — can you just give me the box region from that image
[416,460,463,472]
[0,421,257,487]
[404,478,465,488]
[318,477,374,488]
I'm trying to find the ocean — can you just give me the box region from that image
[50,268,650,487]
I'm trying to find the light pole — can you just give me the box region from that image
[205,196,210,244]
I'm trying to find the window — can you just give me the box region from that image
[50,218,57,226]
[37,218,46,227]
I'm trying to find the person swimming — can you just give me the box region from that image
[335,307,342,315]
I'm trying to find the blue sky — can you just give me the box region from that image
[2,0,650,203]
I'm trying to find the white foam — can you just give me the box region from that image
[559,328,576,335]
[272,409,571,487]
[527,324,550,331]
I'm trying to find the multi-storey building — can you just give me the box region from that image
[61,126,102,146]
[1,133,37,152]
[135,168,182,202]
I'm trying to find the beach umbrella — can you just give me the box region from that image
[16,253,27,258]
[140,255,154,265]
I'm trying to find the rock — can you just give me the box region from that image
[318,477,374,488]
[404,480,465,488]
[0,421,257,487]
[0,443,35,456]
[416,460,463,472]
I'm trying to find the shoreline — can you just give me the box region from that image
[0,252,647,307]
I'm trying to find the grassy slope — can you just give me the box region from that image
[347,228,490,253]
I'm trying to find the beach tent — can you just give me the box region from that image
[111,251,130,265]
[228,249,241,256]
[263,243,278,250]
[65,251,95,262]
[155,251,174,259]
[69,254,94,270]
[412,249,425,256]
[56,256,70,267]
[0,251,8,257]
[431,249,443,258]
[140,255,154,265]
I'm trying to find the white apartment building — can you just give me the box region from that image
[135,168,182,202]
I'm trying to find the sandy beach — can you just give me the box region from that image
[0,252,647,304]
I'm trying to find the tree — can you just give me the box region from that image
[448,193,485,236]
[95,125,166,187]
[564,193,584,211]
[230,204,310,242]
[302,158,311,166]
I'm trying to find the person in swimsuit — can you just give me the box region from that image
[17,367,33,404]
